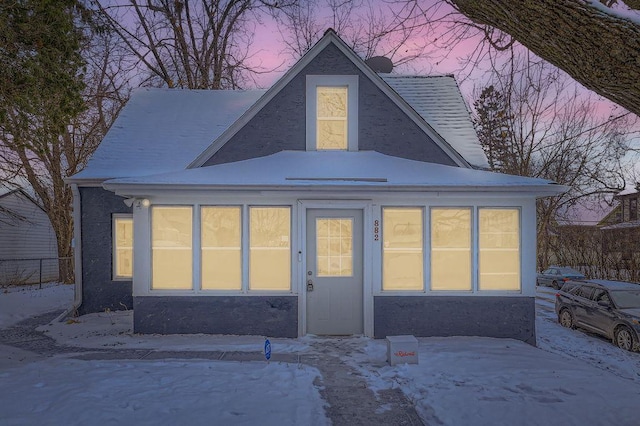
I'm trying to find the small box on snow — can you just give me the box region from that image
[386,335,419,366]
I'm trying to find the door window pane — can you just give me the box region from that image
[383,208,423,290]
[152,206,192,290]
[201,207,241,290]
[431,208,471,291]
[113,216,133,279]
[479,209,520,290]
[250,207,291,290]
[317,86,348,150]
[317,218,353,276]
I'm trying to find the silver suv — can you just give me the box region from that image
[555,279,640,351]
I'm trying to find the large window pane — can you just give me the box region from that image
[317,218,353,277]
[152,207,192,290]
[250,207,291,290]
[383,208,423,290]
[317,86,347,150]
[113,216,133,279]
[479,209,520,290]
[431,208,471,291]
[201,207,241,290]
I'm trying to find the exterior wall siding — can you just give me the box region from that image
[204,43,456,167]
[0,191,59,284]
[134,296,298,337]
[79,187,133,314]
[373,296,536,345]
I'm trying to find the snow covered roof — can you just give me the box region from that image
[600,220,640,230]
[69,88,265,182]
[188,30,474,169]
[72,76,489,184]
[616,185,639,197]
[0,178,40,205]
[104,151,565,196]
[382,75,489,169]
[70,31,492,184]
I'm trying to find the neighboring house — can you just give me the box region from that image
[547,201,615,272]
[599,185,640,280]
[67,30,565,343]
[0,184,59,285]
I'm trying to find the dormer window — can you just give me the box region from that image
[306,75,358,151]
[317,86,348,149]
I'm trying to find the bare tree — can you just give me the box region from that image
[472,53,635,269]
[274,0,433,67]
[551,223,640,283]
[402,0,640,117]
[94,0,297,89]
[0,2,129,282]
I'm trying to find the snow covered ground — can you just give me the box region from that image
[1,283,639,425]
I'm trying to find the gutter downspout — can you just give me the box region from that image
[56,183,82,322]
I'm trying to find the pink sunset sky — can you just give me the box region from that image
[245,1,480,88]
[244,1,639,185]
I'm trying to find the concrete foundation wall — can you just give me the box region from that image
[79,187,133,314]
[374,296,536,345]
[134,296,298,337]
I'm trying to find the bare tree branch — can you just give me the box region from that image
[446,0,640,117]
[95,0,297,89]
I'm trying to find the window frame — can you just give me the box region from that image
[477,207,521,291]
[306,75,359,152]
[112,214,133,281]
[379,205,524,294]
[429,206,473,292]
[150,205,194,291]
[381,206,425,291]
[200,205,243,291]
[248,205,292,291]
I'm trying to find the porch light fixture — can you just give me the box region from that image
[123,198,150,208]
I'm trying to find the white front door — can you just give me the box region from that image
[306,209,363,335]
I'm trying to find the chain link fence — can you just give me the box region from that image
[0,257,73,288]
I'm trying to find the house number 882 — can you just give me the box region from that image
[374,220,379,241]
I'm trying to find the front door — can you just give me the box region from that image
[306,209,363,335]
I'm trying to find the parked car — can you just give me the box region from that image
[537,266,585,289]
[555,279,640,351]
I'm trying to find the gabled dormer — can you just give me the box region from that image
[306,75,358,151]
[192,29,482,169]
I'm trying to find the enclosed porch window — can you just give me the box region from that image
[150,205,292,292]
[382,208,423,290]
[151,206,193,290]
[201,206,242,290]
[113,215,133,280]
[249,207,291,291]
[479,209,520,290]
[381,206,522,292]
[431,208,472,291]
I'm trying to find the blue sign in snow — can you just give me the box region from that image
[265,339,271,361]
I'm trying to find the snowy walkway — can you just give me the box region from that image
[0,309,422,425]
[2,284,640,425]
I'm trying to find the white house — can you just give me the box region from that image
[0,183,58,285]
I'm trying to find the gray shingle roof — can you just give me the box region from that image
[71,75,490,182]
[382,75,488,169]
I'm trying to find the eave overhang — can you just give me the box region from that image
[102,151,568,199]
